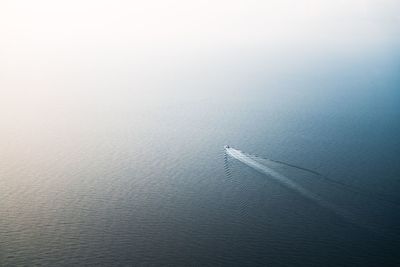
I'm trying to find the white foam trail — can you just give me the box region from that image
[225,147,381,234]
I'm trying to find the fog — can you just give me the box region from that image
[1,0,399,113]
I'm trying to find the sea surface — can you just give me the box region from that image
[1,50,399,266]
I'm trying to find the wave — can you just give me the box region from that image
[224,146,387,234]
[228,147,400,207]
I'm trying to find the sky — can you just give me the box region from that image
[0,0,399,113]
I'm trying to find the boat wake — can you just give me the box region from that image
[224,146,391,235]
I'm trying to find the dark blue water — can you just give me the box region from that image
[1,52,399,266]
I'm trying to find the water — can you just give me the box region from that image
[1,48,400,266]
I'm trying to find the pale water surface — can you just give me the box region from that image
[1,50,400,266]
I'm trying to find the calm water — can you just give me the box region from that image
[1,52,399,266]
